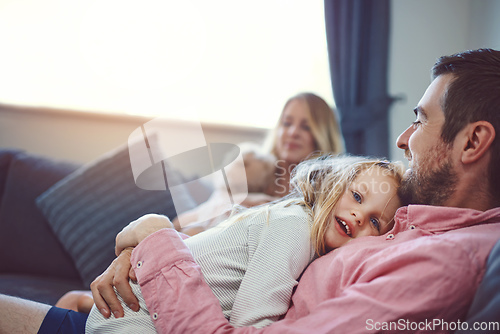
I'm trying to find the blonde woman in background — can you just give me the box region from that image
[175,92,344,235]
[265,92,344,196]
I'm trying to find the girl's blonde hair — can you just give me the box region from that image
[288,154,405,255]
[266,93,344,158]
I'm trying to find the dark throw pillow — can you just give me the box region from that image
[36,143,197,287]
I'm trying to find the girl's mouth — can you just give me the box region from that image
[336,217,352,237]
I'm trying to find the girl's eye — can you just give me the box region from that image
[370,217,381,232]
[352,191,362,203]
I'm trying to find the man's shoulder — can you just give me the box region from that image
[397,205,500,234]
[441,220,500,258]
[377,222,500,281]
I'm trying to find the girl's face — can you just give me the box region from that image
[275,99,317,166]
[324,168,401,252]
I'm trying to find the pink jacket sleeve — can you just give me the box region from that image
[130,228,241,333]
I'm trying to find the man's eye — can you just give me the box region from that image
[370,217,381,232]
[412,120,421,129]
[352,191,362,203]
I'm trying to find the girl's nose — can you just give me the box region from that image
[351,211,366,226]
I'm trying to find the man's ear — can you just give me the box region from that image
[461,121,496,164]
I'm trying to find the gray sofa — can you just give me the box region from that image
[0,148,498,331]
[0,149,84,304]
[0,147,210,305]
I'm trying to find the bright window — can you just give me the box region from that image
[0,0,332,129]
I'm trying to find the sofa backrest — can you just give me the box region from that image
[0,150,82,281]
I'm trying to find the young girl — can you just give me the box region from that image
[86,155,404,333]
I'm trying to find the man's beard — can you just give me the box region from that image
[398,146,458,206]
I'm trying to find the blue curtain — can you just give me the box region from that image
[324,0,394,158]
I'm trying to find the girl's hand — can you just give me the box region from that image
[115,214,174,256]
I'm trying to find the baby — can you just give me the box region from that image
[174,143,277,234]
[221,143,276,194]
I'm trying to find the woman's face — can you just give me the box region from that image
[323,168,401,252]
[275,99,316,166]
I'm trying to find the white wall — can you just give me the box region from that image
[389,0,500,162]
[0,105,267,164]
[389,0,469,162]
[468,0,500,50]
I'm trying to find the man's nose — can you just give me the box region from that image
[396,126,413,150]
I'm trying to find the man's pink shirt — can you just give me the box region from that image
[131,205,500,333]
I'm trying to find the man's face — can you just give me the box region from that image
[396,74,458,206]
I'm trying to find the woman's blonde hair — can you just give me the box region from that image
[288,154,405,255]
[267,93,344,159]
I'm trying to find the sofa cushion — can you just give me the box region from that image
[0,150,81,281]
[0,274,85,306]
[36,143,197,287]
